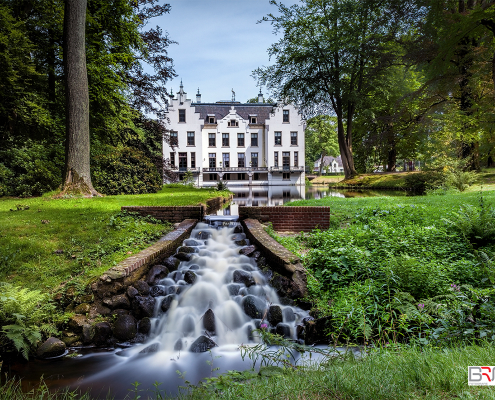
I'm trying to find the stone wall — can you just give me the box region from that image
[239,206,330,232]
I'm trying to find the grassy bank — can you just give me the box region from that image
[309,175,345,184]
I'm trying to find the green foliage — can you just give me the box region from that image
[216,180,228,191]
[91,147,161,195]
[305,115,339,168]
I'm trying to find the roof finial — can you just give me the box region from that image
[170,87,173,96]
[197,87,200,94]
[180,79,183,88]
[231,88,235,102]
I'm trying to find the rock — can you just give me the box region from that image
[235,239,247,246]
[203,309,216,333]
[146,265,169,285]
[132,296,156,319]
[239,245,256,257]
[283,307,296,322]
[134,280,150,296]
[138,317,151,334]
[162,256,180,272]
[139,343,159,354]
[275,323,292,339]
[296,324,305,340]
[271,273,305,300]
[242,295,267,319]
[177,246,197,254]
[240,264,255,272]
[36,337,66,359]
[127,286,139,299]
[150,286,167,297]
[267,305,283,326]
[174,252,193,261]
[170,271,183,282]
[184,271,197,285]
[233,270,255,287]
[111,309,130,317]
[113,315,137,341]
[303,316,332,345]
[195,231,210,240]
[184,239,202,247]
[68,315,87,333]
[93,322,112,345]
[74,303,91,314]
[233,225,243,233]
[174,338,183,351]
[61,334,80,347]
[189,264,200,270]
[189,335,217,353]
[161,295,175,313]
[302,316,314,324]
[251,251,261,261]
[226,283,241,296]
[103,294,130,310]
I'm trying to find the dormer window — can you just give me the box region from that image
[249,116,257,124]
[208,116,215,124]
[228,119,238,127]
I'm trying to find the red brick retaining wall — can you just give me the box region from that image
[239,206,330,232]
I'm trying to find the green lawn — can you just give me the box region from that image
[0,186,227,293]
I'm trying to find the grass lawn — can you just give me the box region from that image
[0,186,228,294]
[309,175,345,184]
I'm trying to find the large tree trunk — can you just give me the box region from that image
[61,0,100,196]
[336,102,357,179]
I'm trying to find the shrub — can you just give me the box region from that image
[91,146,162,195]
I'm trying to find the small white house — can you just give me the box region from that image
[163,83,306,186]
[314,155,344,173]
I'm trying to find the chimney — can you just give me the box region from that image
[258,88,264,103]
[196,88,201,103]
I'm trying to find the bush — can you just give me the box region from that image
[91,146,162,195]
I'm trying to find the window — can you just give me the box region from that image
[191,152,196,168]
[170,152,175,167]
[187,132,195,146]
[254,173,259,180]
[274,151,279,167]
[250,116,257,124]
[179,153,187,171]
[274,131,281,145]
[251,152,258,168]
[224,173,231,180]
[291,131,298,146]
[283,172,290,180]
[228,119,238,127]
[208,116,215,124]
[209,133,216,147]
[222,133,229,147]
[170,131,178,146]
[209,173,217,181]
[209,153,216,168]
[283,152,290,170]
[238,173,246,180]
[238,153,245,167]
[223,153,230,168]
[179,109,186,122]
[237,133,244,147]
[283,110,289,123]
[294,151,298,167]
[251,133,258,147]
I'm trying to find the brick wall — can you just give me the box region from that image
[239,206,330,232]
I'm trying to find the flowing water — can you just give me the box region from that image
[6,221,311,398]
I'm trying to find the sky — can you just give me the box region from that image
[151,0,297,104]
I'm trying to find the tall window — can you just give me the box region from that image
[208,133,216,147]
[222,133,229,147]
[179,109,186,122]
[191,152,196,168]
[251,133,258,147]
[238,153,245,167]
[294,151,298,167]
[251,152,258,168]
[274,131,281,145]
[283,110,289,123]
[223,153,230,168]
[274,151,279,167]
[179,153,187,171]
[209,153,216,168]
[291,131,298,146]
[187,132,195,146]
[170,131,178,146]
[283,152,290,170]
[237,133,244,147]
[170,152,175,167]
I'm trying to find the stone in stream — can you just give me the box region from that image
[146,264,169,285]
[233,225,243,234]
[139,343,159,354]
[82,324,94,344]
[275,323,291,338]
[138,317,151,334]
[195,231,210,240]
[302,316,332,345]
[93,322,112,345]
[36,337,66,359]
[242,295,267,319]
[184,239,202,247]
[233,270,255,287]
[235,239,247,246]
[283,307,296,322]
[239,245,256,257]
[174,252,193,261]
[160,294,175,313]
[184,270,198,284]
[189,264,200,270]
[203,308,216,333]
[150,285,167,297]
[162,256,180,272]
[127,286,139,299]
[169,271,183,282]
[189,335,217,353]
[132,296,156,319]
[113,315,137,341]
[226,283,241,296]
[103,294,130,310]
[267,305,283,326]
[174,338,183,351]
[134,280,150,296]
[177,246,197,254]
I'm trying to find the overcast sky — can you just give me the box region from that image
[153,0,297,104]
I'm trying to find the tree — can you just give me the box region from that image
[305,115,339,173]
[62,0,99,196]
[254,0,421,179]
